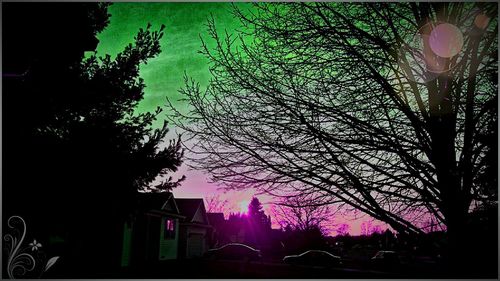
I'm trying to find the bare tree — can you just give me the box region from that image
[335,224,350,236]
[271,195,338,234]
[169,2,497,264]
[360,220,385,236]
[205,194,229,213]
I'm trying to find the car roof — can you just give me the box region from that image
[304,250,329,254]
[211,243,259,251]
[301,250,337,256]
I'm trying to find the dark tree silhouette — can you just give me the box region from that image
[248,197,271,230]
[281,225,328,255]
[3,3,184,275]
[169,2,497,272]
[271,195,337,234]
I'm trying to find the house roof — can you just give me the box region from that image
[207,213,225,225]
[136,192,181,216]
[176,198,208,224]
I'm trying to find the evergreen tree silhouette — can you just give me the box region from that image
[3,3,183,276]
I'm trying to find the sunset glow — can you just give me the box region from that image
[239,199,250,214]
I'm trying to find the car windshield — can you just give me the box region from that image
[375,251,396,258]
[374,252,384,258]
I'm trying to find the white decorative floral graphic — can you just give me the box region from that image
[29,240,42,251]
[3,216,60,279]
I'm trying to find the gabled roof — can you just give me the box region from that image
[176,198,209,224]
[207,213,225,225]
[136,192,181,216]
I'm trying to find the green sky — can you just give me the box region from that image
[93,3,381,235]
[93,2,270,219]
[95,2,250,127]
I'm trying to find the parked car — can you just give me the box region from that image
[204,243,262,261]
[371,250,400,267]
[283,250,342,268]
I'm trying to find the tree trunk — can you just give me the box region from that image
[444,199,468,276]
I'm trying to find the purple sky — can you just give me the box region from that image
[170,156,387,236]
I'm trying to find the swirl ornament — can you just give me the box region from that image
[4,216,36,279]
[3,216,59,279]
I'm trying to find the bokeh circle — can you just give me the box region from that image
[429,23,464,58]
[397,21,465,83]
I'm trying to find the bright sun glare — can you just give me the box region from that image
[239,200,249,214]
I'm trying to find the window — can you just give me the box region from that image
[164,218,176,239]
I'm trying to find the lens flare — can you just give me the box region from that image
[429,23,464,58]
[474,13,490,30]
[397,21,466,83]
